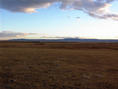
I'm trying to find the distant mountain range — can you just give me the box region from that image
[8,38,118,42]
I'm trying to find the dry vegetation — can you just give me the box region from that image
[0,41,118,89]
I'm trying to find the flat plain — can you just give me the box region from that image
[0,41,118,89]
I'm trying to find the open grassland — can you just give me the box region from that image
[0,42,118,89]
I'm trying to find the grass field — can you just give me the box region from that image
[0,42,118,89]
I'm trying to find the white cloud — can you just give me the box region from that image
[0,31,36,40]
[0,0,118,20]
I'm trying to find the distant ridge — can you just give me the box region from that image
[8,38,118,42]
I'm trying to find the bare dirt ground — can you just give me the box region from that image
[0,42,118,89]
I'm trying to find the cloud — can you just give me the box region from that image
[0,0,57,13]
[0,0,118,20]
[0,31,36,40]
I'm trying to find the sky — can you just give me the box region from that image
[0,0,118,40]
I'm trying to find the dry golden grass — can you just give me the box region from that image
[0,42,118,89]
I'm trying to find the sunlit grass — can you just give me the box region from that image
[0,42,118,89]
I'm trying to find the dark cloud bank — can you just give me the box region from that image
[0,0,118,20]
